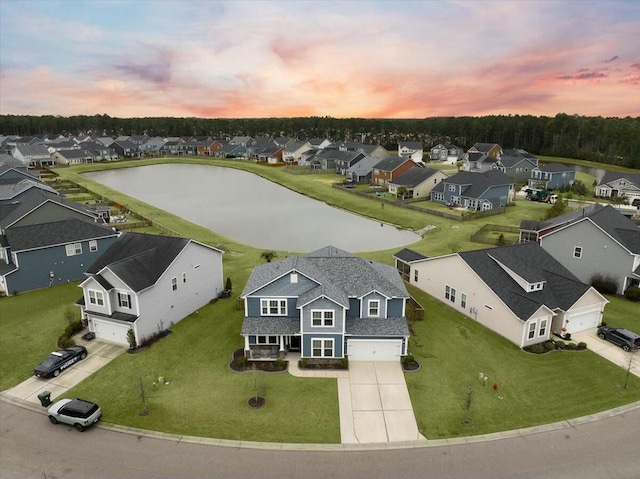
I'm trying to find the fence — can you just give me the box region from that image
[470,224,520,246]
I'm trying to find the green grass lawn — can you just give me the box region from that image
[65,297,340,443]
[0,283,82,390]
[2,156,639,442]
[603,295,640,332]
[405,285,640,438]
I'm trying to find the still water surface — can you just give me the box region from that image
[87,164,420,252]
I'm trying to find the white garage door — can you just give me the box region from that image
[566,310,601,334]
[347,339,403,362]
[92,318,130,345]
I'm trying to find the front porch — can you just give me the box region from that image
[243,333,300,361]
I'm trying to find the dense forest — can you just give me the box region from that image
[1,113,638,168]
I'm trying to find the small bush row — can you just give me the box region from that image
[624,286,640,302]
[524,340,587,354]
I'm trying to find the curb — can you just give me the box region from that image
[3,392,639,451]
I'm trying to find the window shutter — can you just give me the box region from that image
[118,294,122,307]
[127,295,132,309]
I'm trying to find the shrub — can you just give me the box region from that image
[402,354,415,364]
[64,319,83,338]
[527,343,545,354]
[238,356,248,367]
[624,286,640,302]
[577,342,588,350]
[300,358,308,368]
[340,357,349,368]
[590,273,618,295]
[555,341,566,350]
[542,341,556,351]
[225,277,232,291]
[58,335,76,348]
[565,342,577,350]
[275,358,286,369]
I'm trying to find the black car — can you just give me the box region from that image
[34,346,88,378]
[597,326,640,352]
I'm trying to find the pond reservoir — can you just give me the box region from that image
[87,164,421,253]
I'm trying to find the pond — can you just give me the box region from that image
[87,164,421,253]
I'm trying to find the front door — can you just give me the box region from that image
[289,336,301,352]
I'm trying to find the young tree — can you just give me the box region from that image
[397,186,409,200]
[260,251,277,263]
[544,194,568,220]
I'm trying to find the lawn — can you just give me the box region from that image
[405,285,640,438]
[2,156,639,442]
[0,282,82,391]
[604,295,640,332]
[65,296,340,443]
[538,156,639,175]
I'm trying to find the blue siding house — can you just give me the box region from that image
[528,163,576,190]
[240,246,411,361]
[430,170,514,210]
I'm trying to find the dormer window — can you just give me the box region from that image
[528,282,543,292]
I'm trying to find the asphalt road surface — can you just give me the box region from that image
[1,401,639,479]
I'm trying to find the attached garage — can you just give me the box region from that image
[90,318,131,345]
[565,309,602,334]
[347,339,403,362]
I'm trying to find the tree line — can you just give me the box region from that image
[1,113,638,168]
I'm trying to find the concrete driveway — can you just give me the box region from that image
[4,338,126,406]
[338,361,424,444]
[571,328,640,378]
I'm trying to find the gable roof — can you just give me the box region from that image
[459,243,595,320]
[13,144,50,157]
[5,217,118,252]
[241,246,409,304]
[86,232,196,292]
[470,143,501,153]
[497,156,537,168]
[390,167,443,188]
[399,141,423,150]
[598,171,640,188]
[0,177,57,201]
[538,162,575,173]
[373,156,414,172]
[444,170,513,196]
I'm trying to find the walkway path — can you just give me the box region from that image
[288,354,424,444]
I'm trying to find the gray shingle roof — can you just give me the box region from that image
[598,171,640,188]
[86,232,191,292]
[0,178,57,200]
[345,317,409,336]
[373,156,413,172]
[241,317,300,335]
[5,218,118,252]
[390,167,441,188]
[399,141,423,149]
[459,243,593,320]
[444,170,513,197]
[539,162,575,173]
[471,143,500,153]
[394,248,428,263]
[241,246,409,302]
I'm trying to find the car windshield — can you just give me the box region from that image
[39,355,60,368]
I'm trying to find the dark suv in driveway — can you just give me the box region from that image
[597,326,640,352]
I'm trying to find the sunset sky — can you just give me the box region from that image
[1,0,639,119]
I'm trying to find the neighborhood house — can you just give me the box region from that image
[240,246,411,361]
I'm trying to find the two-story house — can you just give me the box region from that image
[533,204,640,294]
[397,243,608,347]
[78,232,224,346]
[398,142,424,163]
[240,246,411,361]
[467,143,502,159]
[430,170,514,210]
[429,144,463,164]
[492,149,539,182]
[371,157,417,187]
[528,163,576,190]
[11,144,54,167]
[332,151,366,175]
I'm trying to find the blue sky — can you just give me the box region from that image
[1,0,639,118]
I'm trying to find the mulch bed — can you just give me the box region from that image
[402,360,421,372]
[229,348,288,372]
[298,358,348,370]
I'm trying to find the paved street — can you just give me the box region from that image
[1,399,639,479]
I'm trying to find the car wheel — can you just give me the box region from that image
[74,423,84,432]
[623,345,630,352]
[53,369,60,377]
[598,333,605,340]
[80,353,87,360]
[48,416,58,424]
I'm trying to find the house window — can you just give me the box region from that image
[171,277,178,291]
[449,184,456,192]
[312,338,334,358]
[445,285,456,303]
[573,246,582,259]
[65,243,82,256]
[89,240,98,252]
[368,300,380,317]
[539,319,547,337]
[182,272,187,283]
[414,269,419,282]
[461,293,467,309]
[256,335,278,345]
[88,290,104,307]
[118,292,131,309]
[528,322,536,339]
[261,299,287,316]
[311,310,334,327]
